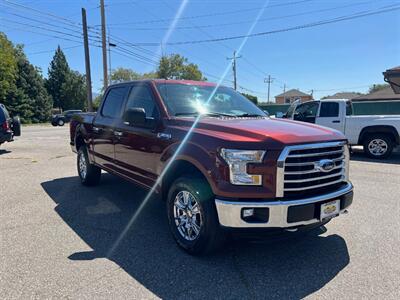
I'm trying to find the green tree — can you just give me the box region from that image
[0,33,17,103]
[241,93,258,105]
[157,54,205,81]
[110,67,142,83]
[45,46,87,111]
[369,83,390,93]
[45,46,70,110]
[110,68,158,84]
[9,47,52,122]
[2,41,52,123]
[60,71,87,110]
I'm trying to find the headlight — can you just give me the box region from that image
[220,149,266,185]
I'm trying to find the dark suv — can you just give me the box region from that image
[0,103,21,147]
[52,110,82,126]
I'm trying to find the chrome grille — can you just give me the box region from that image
[276,141,349,198]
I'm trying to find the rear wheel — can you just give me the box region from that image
[167,177,224,255]
[12,116,21,136]
[77,146,101,186]
[57,119,65,126]
[363,134,393,159]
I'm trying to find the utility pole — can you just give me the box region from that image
[108,33,117,85]
[227,51,241,90]
[264,75,275,103]
[81,8,93,112]
[100,0,108,90]
[283,83,286,95]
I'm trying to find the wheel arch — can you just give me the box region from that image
[161,158,215,201]
[358,125,399,145]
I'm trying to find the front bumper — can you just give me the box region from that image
[215,182,353,228]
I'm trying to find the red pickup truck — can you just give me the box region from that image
[70,79,353,254]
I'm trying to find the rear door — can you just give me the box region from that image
[114,83,165,188]
[316,101,345,132]
[92,86,129,169]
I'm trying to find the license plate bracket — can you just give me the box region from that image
[320,200,340,221]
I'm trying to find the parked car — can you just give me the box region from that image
[70,80,353,254]
[52,110,82,126]
[0,103,21,147]
[284,99,400,159]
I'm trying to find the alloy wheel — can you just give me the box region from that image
[173,190,203,241]
[78,152,88,179]
[368,138,388,156]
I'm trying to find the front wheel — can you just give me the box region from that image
[363,134,393,159]
[77,146,101,186]
[167,177,224,255]
[57,119,65,126]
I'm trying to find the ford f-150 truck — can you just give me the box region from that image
[70,80,353,254]
[285,99,400,159]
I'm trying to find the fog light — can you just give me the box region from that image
[242,208,254,218]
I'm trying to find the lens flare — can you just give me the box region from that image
[107,0,271,258]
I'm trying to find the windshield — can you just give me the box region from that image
[156,83,266,118]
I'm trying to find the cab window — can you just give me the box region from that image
[101,86,129,118]
[319,102,339,117]
[296,102,319,117]
[125,85,159,119]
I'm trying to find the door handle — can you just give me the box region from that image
[93,126,100,133]
[157,133,171,140]
[113,130,124,137]
[332,120,341,123]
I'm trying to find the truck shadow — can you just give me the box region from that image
[350,148,400,164]
[41,174,350,299]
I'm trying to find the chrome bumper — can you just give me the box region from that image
[215,182,353,228]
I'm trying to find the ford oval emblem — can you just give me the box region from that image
[316,159,335,172]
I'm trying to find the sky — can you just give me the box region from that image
[1,0,400,102]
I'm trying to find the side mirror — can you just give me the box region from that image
[123,108,146,126]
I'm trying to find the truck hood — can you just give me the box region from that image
[172,117,345,146]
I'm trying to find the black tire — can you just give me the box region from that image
[363,134,393,159]
[57,119,65,126]
[12,116,21,136]
[77,146,101,186]
[51,121,57,126]
[167,176,225,255]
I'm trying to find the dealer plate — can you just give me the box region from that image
[320,200,340,221]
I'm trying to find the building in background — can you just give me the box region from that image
[322,92,362,100]
[275,89,313,104]
[351,86,400,102]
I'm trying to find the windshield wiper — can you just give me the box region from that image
[236,113,265,117]
[175,112,234,117]
[175,112,198,116]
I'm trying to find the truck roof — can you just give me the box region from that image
[319,99,350,102]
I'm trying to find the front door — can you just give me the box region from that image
[92,86,129,169]
[315,101,345,132]
[293,101,319,123]
[114,83,166,188]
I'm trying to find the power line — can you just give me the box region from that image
[132,5,400,46]
[100,0,314,26]
[106,0,377,31]
[27,45,82,55]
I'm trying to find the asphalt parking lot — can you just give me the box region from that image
[1,125,399,299]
